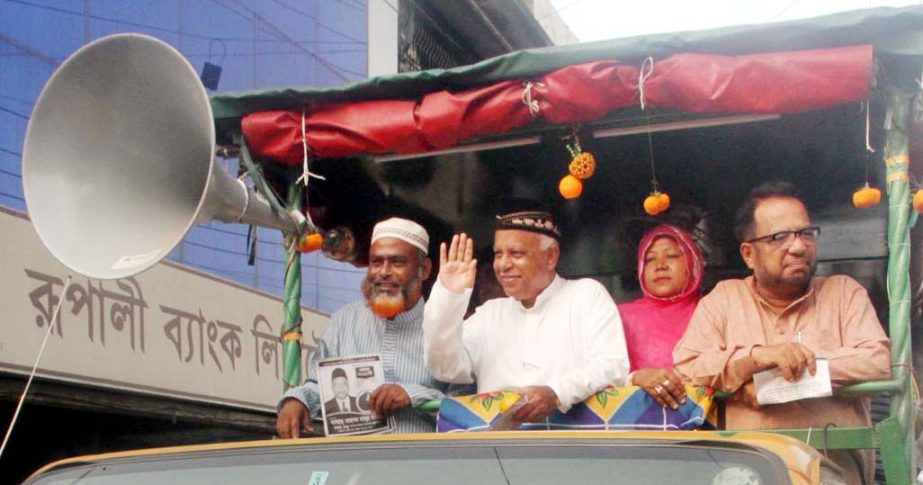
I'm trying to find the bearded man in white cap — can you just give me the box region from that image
[277,217,453,437]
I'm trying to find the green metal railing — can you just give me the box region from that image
[281,184,304,392]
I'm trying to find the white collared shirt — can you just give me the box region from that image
[423,275,629,411]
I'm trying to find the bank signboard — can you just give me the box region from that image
[0,207,330,412]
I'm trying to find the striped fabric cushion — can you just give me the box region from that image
[437,385,717,432]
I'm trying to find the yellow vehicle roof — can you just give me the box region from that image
[30,430,829,484]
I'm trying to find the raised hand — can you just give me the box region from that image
[439,233,477,293]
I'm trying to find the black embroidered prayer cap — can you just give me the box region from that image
[331,367,348,380]
[494,198,561,240]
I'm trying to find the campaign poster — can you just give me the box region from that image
[318,354,394,436]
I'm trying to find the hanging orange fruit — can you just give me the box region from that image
[913,190,923,213]
[643,191,670,216]
[566,137,597,179]
[643,194,661,215]
[559,174,583,199]
[657,192,671,212]
[298,233,324,253]
[852,184,881,209]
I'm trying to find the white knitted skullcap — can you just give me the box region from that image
[371,217,429,254]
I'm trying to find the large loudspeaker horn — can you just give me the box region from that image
[22,34,294,280]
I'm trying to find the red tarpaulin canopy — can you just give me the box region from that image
[241,45,872,163]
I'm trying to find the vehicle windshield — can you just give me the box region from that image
[30,439,787,485]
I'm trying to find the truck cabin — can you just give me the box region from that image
[16,5,922,483]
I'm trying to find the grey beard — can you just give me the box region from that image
[362,275,422,310]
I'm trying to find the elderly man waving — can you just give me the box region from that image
[423,204,629,423]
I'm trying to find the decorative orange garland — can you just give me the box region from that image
[852,183,881,209]
[643,191,671,216]
[853,100,881,210]
[559,132,596,199]
[297,233,324,253]
[559,175,583,199]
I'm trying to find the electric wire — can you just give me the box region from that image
[0,167,21,178]
[0,277,71,460]
[213,0,362,80]
[0,147,22,158]
[269,0,367,41]
[0,105,29,119]
[4,0,365,45]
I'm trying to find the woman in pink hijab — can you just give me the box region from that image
[618,224,704,410]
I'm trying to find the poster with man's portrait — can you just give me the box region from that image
[318,354,394,436]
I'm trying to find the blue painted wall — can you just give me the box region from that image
[0,0,368,313]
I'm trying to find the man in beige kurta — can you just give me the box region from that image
[674,181,890,485]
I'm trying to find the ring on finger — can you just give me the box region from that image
[661,379,672,388]
[653,385,664,394]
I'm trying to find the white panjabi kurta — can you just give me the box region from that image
[423,275,629,411]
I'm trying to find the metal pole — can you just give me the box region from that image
[281,185,303,391]
[882,89,915,484]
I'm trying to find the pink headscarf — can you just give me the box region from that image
[618,224,704,371]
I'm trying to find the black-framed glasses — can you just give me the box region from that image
[745,226,820,246]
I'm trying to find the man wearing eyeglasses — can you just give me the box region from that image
[673,180,890,485]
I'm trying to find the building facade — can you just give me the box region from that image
[0,1,565,480]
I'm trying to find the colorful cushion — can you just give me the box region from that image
[436,385,716,433]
